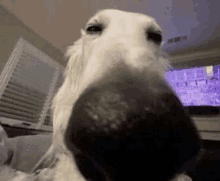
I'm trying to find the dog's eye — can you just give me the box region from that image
[86,25,103,34]
[147,31,162,45]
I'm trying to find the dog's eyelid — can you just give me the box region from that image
[155,30,162,35]
[147,27,162,34]
[86,23,96,28]
[86,18,100,28]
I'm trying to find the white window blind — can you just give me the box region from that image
[0,37,64,131]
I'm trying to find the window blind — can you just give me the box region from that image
[0,37,64,131]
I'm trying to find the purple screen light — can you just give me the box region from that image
[165,65,220,106]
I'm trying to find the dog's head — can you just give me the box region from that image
[34,9,202,181]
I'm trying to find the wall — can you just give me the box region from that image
[0,4,66,75]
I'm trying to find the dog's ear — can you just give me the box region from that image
[81,29,86,36]
[32,145,57,173]
[0,125,10,165]
[61,37,85,89]
[0,125,8,146]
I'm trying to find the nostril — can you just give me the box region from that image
[147,31,162,45]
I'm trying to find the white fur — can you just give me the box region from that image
[52,9,170,154]
[31,9,178,181]
[48,9,172,181]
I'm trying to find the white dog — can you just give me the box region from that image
[1,9,203,181]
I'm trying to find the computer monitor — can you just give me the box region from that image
[165,64,220,115]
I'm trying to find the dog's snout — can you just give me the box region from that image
[65,79,201,181]
[66,77,174,137]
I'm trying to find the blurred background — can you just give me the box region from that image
[0,0,219,148]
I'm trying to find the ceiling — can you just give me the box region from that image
[1,0,220,54]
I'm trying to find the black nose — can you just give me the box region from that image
[65,81,202,181]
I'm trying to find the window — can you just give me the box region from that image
[0,37,64,131]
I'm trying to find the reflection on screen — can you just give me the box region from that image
[165,65,220,106]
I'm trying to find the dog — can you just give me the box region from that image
[1,9,204,181]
